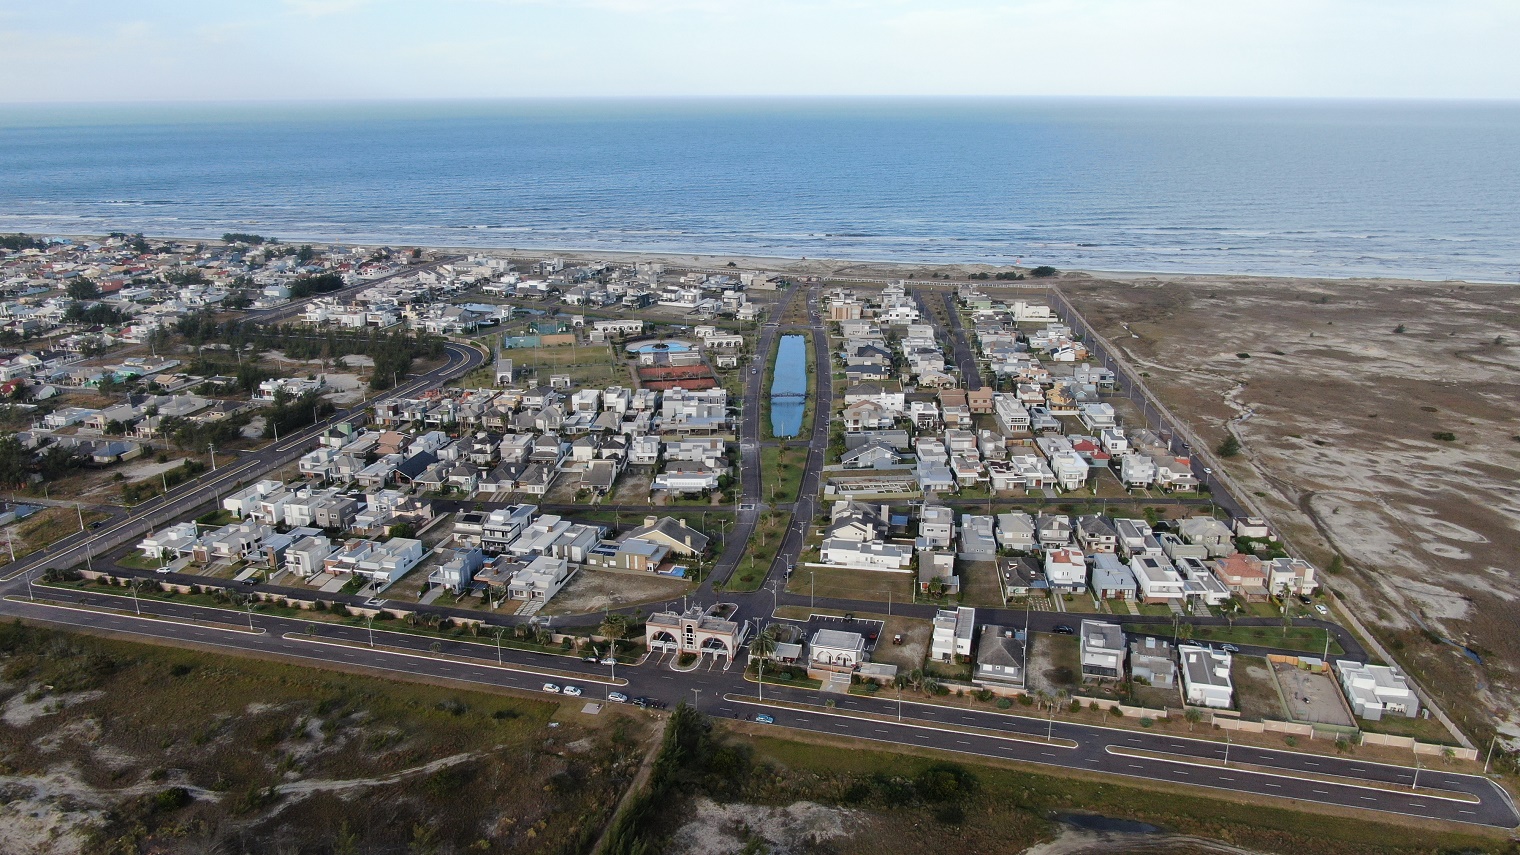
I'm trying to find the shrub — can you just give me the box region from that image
[1236,352,1250,359]
[1109,706,1123,717]
[1089,700,1100,712]
[1139,717,1154,728]
[1030,265,1058,278]
[996,698,1012,710]
[1216,435,1242,458]
[1432,431,1457,442]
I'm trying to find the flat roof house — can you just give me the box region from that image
[1179,644,1233,708]
[1130,636,1176,688]
[931,607,976,662]
[1079,620,1125,682]
[810,628,867,669]
[1335,661,1420,721]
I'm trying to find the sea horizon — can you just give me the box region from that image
[4,98,1519,282]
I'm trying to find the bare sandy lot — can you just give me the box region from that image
[540,568,694,616]
[1056,273,1520,743]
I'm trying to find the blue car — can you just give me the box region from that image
[755,714,775,724]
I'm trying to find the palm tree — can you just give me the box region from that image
[599,613,629,655]
[751,624,780,663]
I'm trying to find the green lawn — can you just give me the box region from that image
[761,445,807,504]
[1124,623,1344,656]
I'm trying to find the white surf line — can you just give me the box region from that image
[725,694,1079,751]
[1105,746,1481,804]
[283,633,628,686]
[4,595,266,635]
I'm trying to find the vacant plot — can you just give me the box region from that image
[787,566,911,605]
[1232,655,1287,721]
[957,559,1005,607]
[868,616,932,673]
[540,568,694,616]
[1025,633,1080,696]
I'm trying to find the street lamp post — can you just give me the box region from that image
[131,581,140,616]
[1412,758,1421,791]
[495,629,504,664]
[1223,730,1231,766]
[691,688,701,711]
[367,615,375,647]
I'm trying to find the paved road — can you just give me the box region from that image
[5,584,1511,829]
[939,290,983,390]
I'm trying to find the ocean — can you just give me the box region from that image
[2,99,1518,282]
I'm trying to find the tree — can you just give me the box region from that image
[65,278,100,300]
[598,613,629,654]
[1030,265,1058,278]
[1184,707,1202,731]
[751,624,780,662]
[1216,435,1242,458]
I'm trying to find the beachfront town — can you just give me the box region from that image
[0,231,1483,828]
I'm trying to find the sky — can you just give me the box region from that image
[1,0,1517,102]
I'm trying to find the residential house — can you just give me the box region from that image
[1179,644,1233,708]
[1043,547,1087,592]
[931,607,976,662]
[507,555,573,602]
[624,515,710,556]
[809,629,867,669]
[1090,553,1138,600]
[1131,555,1187,605]
[973,625,1026,689]
[1335,661,1420,720]
[1130,637,1176,688]
[1178,516,1236,558]
[1080,620,1125,681]
[995,512,1036,552]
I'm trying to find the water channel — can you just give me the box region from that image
[769,334,808,438]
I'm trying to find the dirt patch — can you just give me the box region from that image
[1231,657,1286,722]
[869,616,932,672]
[1061,274,1520,744]
[539,568,694,616]
[1274,664,1353,728]
[666,797,860,855]
[1026,634,1080,696]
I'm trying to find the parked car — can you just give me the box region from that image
[1220,643,1240,653]
[582,655,598,663]
[542,683,561,694]
[608,692,630,703]
[599,657,617,665]
[892,634,904,645]
[754,714,775,724]
[563,686,583,697]
[1053,624,1075,635]
[1314,604,1329,616]
[1298,594,1313,605]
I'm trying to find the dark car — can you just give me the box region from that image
[1053,624,1075,635]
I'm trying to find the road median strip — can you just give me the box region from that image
[281,632,628,686]
[724,692,1079,750]
[1104,745,1481,804]
[5,594,265,635]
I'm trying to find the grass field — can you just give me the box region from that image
[785,565,913,605]
[1126,623,1345,656]
[760,444,806,504]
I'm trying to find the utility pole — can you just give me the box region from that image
[76,503,85,532]
[691,688,701,711]
[367,615,375,647]
[209,443,217,471]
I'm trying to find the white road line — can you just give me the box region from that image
[1265,783,1281,788]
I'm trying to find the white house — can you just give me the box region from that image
[1042,547,1087,591]
[1079,620,1125,681]
[818,538,914,572]
[931,607,976,662]
[810,629,867,668]
[1179,644,1233,708]
[1335,661,1420,721]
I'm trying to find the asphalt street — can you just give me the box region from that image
[5,584,1512,829]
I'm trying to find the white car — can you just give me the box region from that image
[599,657,617,665]
[1314,604,1329,616]
[541,683,561,694]
[608,692,630,703]
[563,685,583,697]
